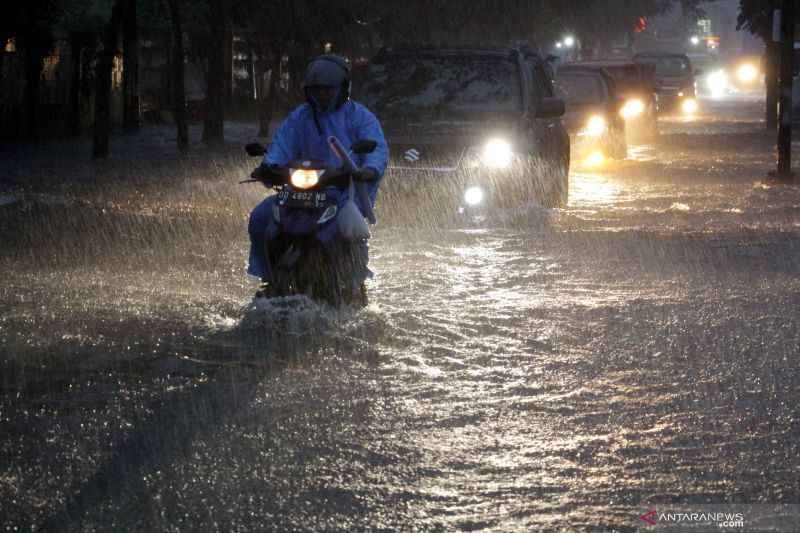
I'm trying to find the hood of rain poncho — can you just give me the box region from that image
[303,54,351,112]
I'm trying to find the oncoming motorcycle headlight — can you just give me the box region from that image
[707,69,727,96]
[585,115,606,137]
[483,139,513,167]
[464,187,484,206]
[290,169,319,189]
[620,99,644,118]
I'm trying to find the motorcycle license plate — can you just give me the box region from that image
[278,190,327,208]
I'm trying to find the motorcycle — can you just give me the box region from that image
[243,138,378,307]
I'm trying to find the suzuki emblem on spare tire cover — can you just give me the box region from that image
[404,148,420,162]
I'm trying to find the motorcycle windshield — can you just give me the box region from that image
[356,55,522,116]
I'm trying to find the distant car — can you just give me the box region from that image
[566,60,658,140]
[723,53,762,92]
[633,52,699,114]
[555,65,627,159]
[687,52,725,96]
[354,44,571,209]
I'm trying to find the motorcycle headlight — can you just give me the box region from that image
[737,63,757,83]
[290,169,319,189]
[585,115,606,137]
[483,139,513,168]
[682,98,698,114]
[464,187,484,205]
[620,99,644,118]
[707,70,727,96]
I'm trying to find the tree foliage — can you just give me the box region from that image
[736,0,789,39]
[2,0,722,145]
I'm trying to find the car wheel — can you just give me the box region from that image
[541,156,569,208]
[647,116,659,140]
[602,129,627,159]
[611,133,628,159]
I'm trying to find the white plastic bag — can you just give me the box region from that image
[338,177,370,240]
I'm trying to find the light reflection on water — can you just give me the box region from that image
[0,98,798,530]
[569,171,618,204]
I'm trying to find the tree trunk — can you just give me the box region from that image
[0,5,22,85]
[122,0,140,133]
[167,0,188,150]
[93,0,125,159]
[224,30,233,102]
[249,44,257,99]
[68,36,82,135]
[0,39,7,84]
[202,0,225,142]
[287,43,313,107]
[23,55,43,138]
[257,54,281,137]
[765,39,779,132]
[775,0,795,179]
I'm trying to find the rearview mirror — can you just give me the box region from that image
[534,97,565,118]
[245,142,267,157]
[351,139,378,154]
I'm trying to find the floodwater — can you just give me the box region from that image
[1,97,798,530]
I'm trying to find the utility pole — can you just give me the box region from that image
[774,0,795,182]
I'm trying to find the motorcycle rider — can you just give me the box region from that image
[248,53,389,297]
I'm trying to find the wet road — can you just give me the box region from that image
[1,97,798,530]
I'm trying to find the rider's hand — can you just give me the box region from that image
[354,168,376,183]
[251,166,267,182]
[252,164,282,185]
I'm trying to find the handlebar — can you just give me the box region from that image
[246,163,350,189]
[328,136,377,224]
[242,137,378,225]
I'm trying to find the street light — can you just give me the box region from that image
[690,36,700,45]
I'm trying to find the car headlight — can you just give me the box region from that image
[682,98,698,114]
[707,70,727,96]
[483,139,513,168]
[737,63,757,83]
[584,115,606,137]
[583,151,606,168]
[290,168,320,189]
[620,99,644,118]
[464,187,484,205]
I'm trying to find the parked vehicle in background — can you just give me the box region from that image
[633,52,699,115]
[566,60,658,141]
[354,44,570,210]
[555,65,627,159]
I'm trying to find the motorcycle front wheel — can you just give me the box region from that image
[273,238,369,308]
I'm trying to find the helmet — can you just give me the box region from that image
[303,53,350,109]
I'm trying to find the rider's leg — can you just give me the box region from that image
[247,196,278,281]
